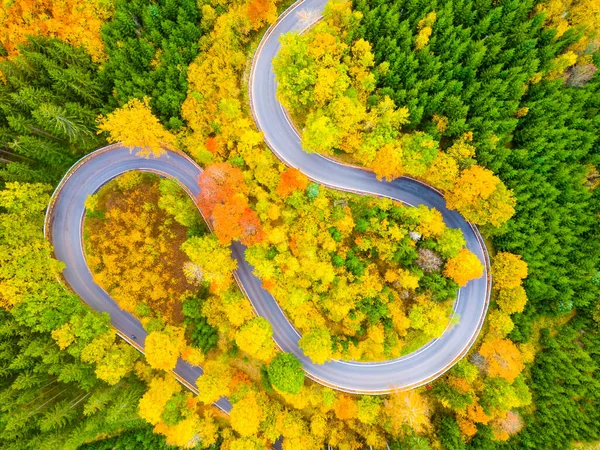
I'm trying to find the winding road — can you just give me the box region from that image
[45,0,490,409]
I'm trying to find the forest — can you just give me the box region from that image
[0,0,598,449]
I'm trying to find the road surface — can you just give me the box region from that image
[46,0,490,408]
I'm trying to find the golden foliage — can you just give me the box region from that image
[444,248,484,287]
[145,326,186,371]
[496,286,528,315]
[479,339,525,382]
[196,359,233,405]
[234,317,276,362]
[299,328,333,364]
[408,295,451,339]
[415,12,437,50]
[384,390,430,435]
[181,5,256,163]
[247,0,277,30]
[51,323,75,349]
[230,393,264,437]
[97,97,176,158]
[372,142,404,181]
[415,205,446,238]
[422,151,460,191]
[0,0,111,61]
[138,375,181,425]
[446,165,516,227]
[334,393,357,420]
[492,252,528,290]
[85,175,195,323]
[81,331,139,385]
[182,234,237,295]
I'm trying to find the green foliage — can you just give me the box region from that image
[182,294,218,354]
[161,392,186,426]
[0,310,147,450]
[306,182,320,201]
[157,177,205,231]
[100,0,203,129]
[354,0,600,318]
[0,183,93,332]
[496,79,600,317]
[438,415,466,450]
[513,316,600,449]
[78,426,171,450]
[0,37,108,183]
[390,432,431,450]
[267,352,305,395]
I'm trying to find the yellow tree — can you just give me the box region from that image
[196,359,233,405]
[0,0,110,61]
[422,152,460,191]
[247,0,277,30]
[155,413,218,449]
[444,248,484,287]
[384,390,430,435]
[230,393,264,437]
[299,328,333,364]
[372,141,404,181]
[234,317,276,362]
[492,252,528,290]
[334,394,358,420]
[496,286,528,315]
[415,205,446,238]
[445,165,516,227]
[479,339,525,382]
[138,375,182,425]
[97,97,176,157]
[415,12,437,50]
[145,326,186,371]
[357,395,382,425]
[408,295,450,339]
[485,310,515,341]
[181,235,237,295]
[80,331,139,385]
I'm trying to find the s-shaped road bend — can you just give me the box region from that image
[46,0,490,413]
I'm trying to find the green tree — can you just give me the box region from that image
[267,352,305,395]
[100,0,203,129]
[0,37,107,183]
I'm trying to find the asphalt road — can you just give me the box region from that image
[46,0,490,409]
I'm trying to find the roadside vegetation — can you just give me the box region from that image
[0,0,598,448]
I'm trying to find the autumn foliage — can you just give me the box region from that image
[384,390,430,435]
[97,97,176,158]
[492,252,529,315]
[492,252,528,290]
[197,163,264,245]
[444,248,484,287]
[145,326,186,371]
[479,339,525,382]
[138,375,182,425]
[85,173,199,323]
[277,168,310,198]
[247,0,277,30]
[0,0,111,62]
[446,165,516,227]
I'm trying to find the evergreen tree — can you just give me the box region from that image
[0,311,148,450]
[100,0,203,129]
[0,37,108,184]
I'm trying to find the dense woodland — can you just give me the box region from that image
[0,0,598,448]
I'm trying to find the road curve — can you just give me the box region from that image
[46,0,490,400]
[249,0,490,391]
